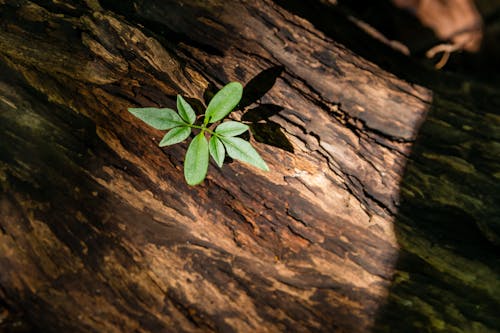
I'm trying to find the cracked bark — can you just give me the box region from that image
[0,0,498,332]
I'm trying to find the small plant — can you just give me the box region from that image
[128,82,269,185]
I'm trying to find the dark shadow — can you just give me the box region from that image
[241,104,283,123]
[239,66,284,108]
[193,67,294,154]
[242,104,294,153]
[202,82,219,107]
[372,90,500,331]
[184,97,206,116]
[250,121,294,153]
[238,66,293,153]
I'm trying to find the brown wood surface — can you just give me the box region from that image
[0,0,498,332]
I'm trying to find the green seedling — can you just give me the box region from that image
[128,82,269,185]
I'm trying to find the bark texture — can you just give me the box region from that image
[0,0,498,332]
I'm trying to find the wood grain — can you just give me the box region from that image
[0,0,498,332]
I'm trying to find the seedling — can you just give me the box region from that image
[128,82,269,185]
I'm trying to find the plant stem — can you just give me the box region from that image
[190,124,216,136]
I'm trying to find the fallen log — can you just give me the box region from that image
[0,0,498,332]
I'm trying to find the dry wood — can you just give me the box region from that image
[0,1,498,332]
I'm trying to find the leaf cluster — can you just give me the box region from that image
[128,82,268,185]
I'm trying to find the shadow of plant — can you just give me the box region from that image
[238,66,294,153]
[186,66,294,154]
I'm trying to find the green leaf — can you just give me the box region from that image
[205,82,243,124]
[215,121,249,137]
[177,95,197,124]
[128,107,184,130]
[159,126,191,147]
[184,133,209,185]
[220,137,269,171]
[209,136,225,168]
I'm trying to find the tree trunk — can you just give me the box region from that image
[0,1,498,332]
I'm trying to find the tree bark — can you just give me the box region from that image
[0,0,498,332]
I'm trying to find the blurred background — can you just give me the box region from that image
[338,0,500,81]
